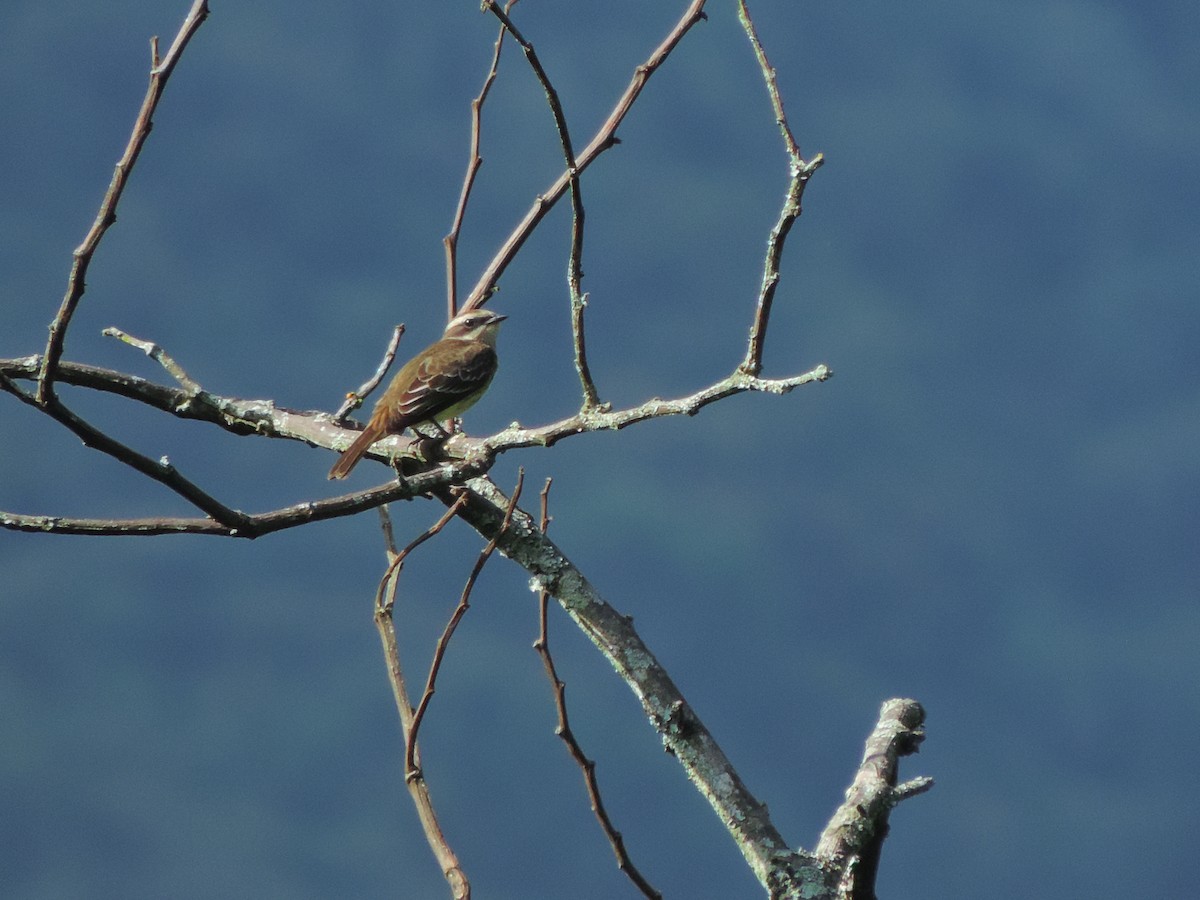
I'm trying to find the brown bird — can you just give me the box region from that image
[328,308,507,479]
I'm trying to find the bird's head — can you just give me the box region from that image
[444,308,507,347]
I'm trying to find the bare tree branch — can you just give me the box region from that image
[331,325,406,425]
[374,496,475,900]
[532,479,660,898]
[8,367,251,530]
[36,0,210,404]
[478,361,831,452]
[736,0,825,376]
[2,350,828,538]
[737,0,802,160]
[406,471,523,778]
[444,2,517,320]
[103,326,203,394]
[461,0,708,311]
[0,461,490,537]
[816,699,931,900]
[440,479,934,899]
[438,475,834,895]
[5,355,360,449]
[480,2,601,410]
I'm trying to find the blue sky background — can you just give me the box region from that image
[2,1,1197,897]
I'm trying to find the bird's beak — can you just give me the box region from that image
[491,313,508,323]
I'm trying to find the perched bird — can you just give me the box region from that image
[328,308,506,480]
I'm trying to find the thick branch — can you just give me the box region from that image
[2,354,828,537]
[432,478,933,899]
[4,353,828,458]
[440,476,833,896]
[815,699,931,899]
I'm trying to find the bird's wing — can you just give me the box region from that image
[392,342,497,425]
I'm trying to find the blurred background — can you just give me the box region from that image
[2,1,1197,897]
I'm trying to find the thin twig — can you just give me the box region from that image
[36,0,210,404]
[444,1,517,319]
[735,0,825,376]
[332,325,406,424]
[537,477,553,536]
[569,291,601,411]
[374,492,471,617]
[461,0,708,311]
[478,361,832,452]
[737,0,801,159]
[892,776,935,803]
[103,326,203,394]
[378,503,399,554]
[532,479,660,898]
[374,497,474,900]
[7,371,251,531]
[481,1,601,410]
[406,470,525,777]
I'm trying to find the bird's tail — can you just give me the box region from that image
[328,422,386,480]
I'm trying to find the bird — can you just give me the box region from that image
[328,307,507,480]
